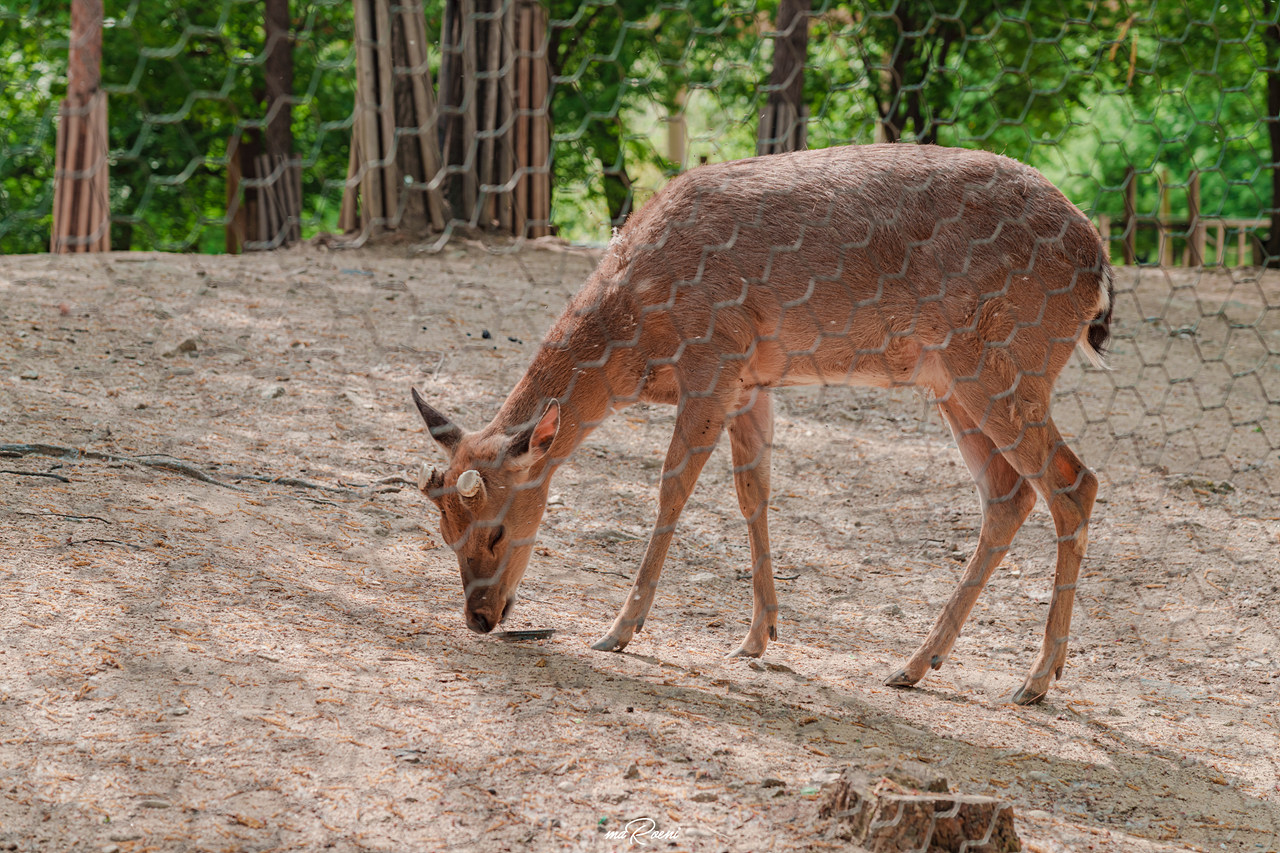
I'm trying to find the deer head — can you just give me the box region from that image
[411,388,560,634]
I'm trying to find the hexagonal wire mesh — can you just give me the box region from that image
[0,1,1277,850]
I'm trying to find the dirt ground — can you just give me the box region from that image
[0,242,1277,853]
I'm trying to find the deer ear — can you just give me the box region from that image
[412,388,463,456]
[508,400,560,466]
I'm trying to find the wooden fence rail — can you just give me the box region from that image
[1097,168,1270,267]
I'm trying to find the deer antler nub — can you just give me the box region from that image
[457,469,483,499]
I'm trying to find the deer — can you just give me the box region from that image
[412,144,1112,705]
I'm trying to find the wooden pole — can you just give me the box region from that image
[1187,170,1204,268]
[497,0,517,233]
[340,135,360,233]
[531,1,549,237]
[373,0,399,226]
[353,0,383,233]
[515,2,530,237]
[1159,169,1173,267]
[403,4,447,229]
[480,0,502,227]
[461,0,479,222]
[668,88,687,169]
[1123,165,1136,265]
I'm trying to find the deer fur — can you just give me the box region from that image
[413,143,1111,705]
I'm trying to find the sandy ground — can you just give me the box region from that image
[0,242,1277,852]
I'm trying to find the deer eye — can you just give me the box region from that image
[488,525,506,553]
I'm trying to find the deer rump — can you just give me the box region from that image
[417,143,1110,706]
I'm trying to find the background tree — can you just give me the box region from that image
[3,0,1279,253]
[757,0,811,155]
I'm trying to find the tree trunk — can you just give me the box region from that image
[51,0,110,253]
[264,0,293,159]
[260,0,299,247]
[591,120,633,226]
[1266,4,1280,265]
[757,0,810,155]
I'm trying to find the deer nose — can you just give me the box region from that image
[466,610,493,634]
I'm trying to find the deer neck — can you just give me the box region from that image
[492,310,634,464]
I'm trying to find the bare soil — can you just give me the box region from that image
[0,243,1277,852]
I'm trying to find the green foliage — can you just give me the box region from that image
[1,0,356,254]
[1,0,1277,253]
[0,4,64,254]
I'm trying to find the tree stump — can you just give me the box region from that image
[816,765,1021,852]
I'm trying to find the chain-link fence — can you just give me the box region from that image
[1,2,1278,851]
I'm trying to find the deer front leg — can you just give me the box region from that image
[591,395,726,653]
[726,386,778,658]
[886,400,1035,689]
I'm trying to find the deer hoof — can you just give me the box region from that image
[1010,683,1048,706]
[591,634,626,652]
[727,643,764,659]
[884,669,919,688]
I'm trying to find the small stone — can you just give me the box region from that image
[761,778,786,789]
[168,707,189,716]
[261,385,285,400]
[747,660,795,674]
[163,337,199,358]
[19,370,38,380]
[690,791,717,803]
[139,799,170,809]
[623,764,640,780]
[881,603,904,618]
[689,571,717,584]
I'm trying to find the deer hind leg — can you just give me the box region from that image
[591,393,727,653]
[951,382,1098,705]
[1007,419,1096,705]
[726,386,778,659]
[886,398,1036,690]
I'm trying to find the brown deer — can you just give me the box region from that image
[413,144,1111,704]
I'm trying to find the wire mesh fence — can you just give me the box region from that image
[1,2,1278,851]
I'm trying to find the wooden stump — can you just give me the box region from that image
[817,766,1021,852]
